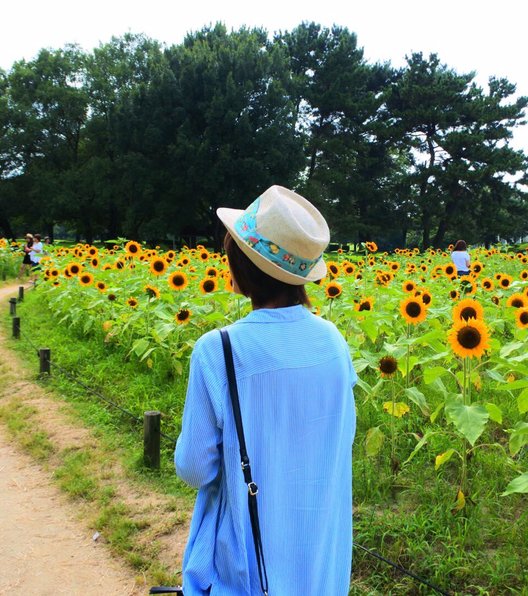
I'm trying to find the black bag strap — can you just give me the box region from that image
[220,329,269,596]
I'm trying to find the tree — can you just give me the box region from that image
[386,53,528,247]
[276,23,397,244]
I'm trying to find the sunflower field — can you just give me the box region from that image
[0,238,22,279]
[4,237,528,592]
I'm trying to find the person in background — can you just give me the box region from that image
[175,185,357,595]
[29,233,43,268]
[451,239,471,276]
[18,233,34,278]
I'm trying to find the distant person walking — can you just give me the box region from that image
[18,233,34,278]
[451,240,471,277]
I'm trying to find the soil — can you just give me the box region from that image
[0,283,188,595]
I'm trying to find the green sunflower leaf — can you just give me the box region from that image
[405,387,430,416]
[501,472,528,496]
[485,402,502,424]
[445,400,489,446]
[518,388,528,414]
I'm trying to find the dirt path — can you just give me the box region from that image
[0,283,186,595]
[0,426,141,595]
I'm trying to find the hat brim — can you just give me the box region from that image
[217,207,327,285]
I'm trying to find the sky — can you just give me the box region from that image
[1,0,527,152]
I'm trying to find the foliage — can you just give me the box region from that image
[1,26,527,247]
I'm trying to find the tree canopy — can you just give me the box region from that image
[1,24,527,248]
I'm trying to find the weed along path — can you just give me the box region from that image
[0,283,188,595]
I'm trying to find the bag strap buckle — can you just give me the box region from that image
[248,482,259,496]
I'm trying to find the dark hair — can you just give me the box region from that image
[453,240,467,251]
[224,232,310,308]
[34,233,41,240]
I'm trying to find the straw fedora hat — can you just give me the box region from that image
[217,185,329,285]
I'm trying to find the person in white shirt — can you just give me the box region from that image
[29,233,43,267]
[451,239,470,276]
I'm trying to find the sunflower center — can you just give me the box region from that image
[379,357,398,374]
[328,286,340,297]
[511,299,524,308]
[173,275,185,286]
[520,312,528,324]
[203,280,215,292]
[460,307,477,320]
[359,302,371,311]
[177,309,190,321]
[153,261,164,272]
[457,326,481,349]
[405,302,422,318]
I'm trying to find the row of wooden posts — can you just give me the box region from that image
[8,286,163,468]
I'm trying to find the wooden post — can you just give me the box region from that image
[12,317,20,339]
[18,286,24,302]
[144,411,161,469]
[9,298,17,316]
[39,348,51,376]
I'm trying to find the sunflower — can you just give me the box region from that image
[144,284,160,299]
[417,288,432,306]
[168,271,189,291]
[199,277,218,294]
[389,262,400,272]
[448,318,490,359]
[175,308,192,325]
[96,281,107,292]
[326,261,341,278]
[87,246,98,257]
[506,293,527,309]
[355,297,374,312]
[453,298,484,323]
[459,276,477,295]
[471,261,484,275]
[150,257,168,276]
[79,272,94,286]
[125,240,142,256]
[481,278,494,291]
[498,274,513,289]
[205,266,219,277]
[49,268,60,278]
[90,257,100,268]
[126,297,138,308]
[365,241,378,252]
[199,250,210,262]
[325,281,343,299]
[449,289,460,301]
[444,264,457,278]
[115,258,126,270]
[68,262,83,276]
[342,262,356,276]
[224,274,235,292]
[107,293,117,302]
[379,356,398,378]
[400,296,427,324]
[402,280,417,293]
[166,250,176,261]
[520,270,528,281]
[515,308,528,329]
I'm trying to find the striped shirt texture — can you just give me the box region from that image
[175,305,357,595]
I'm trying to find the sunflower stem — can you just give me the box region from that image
[406,323,410,389]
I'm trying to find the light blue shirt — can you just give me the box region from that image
[175,305,357,595]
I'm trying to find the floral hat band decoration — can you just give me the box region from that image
[217,185,330,285]
[234,198,320,279]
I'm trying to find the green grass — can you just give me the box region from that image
[2,288,528,594]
